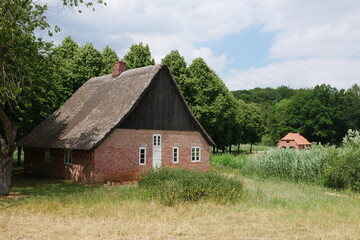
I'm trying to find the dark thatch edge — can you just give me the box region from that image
[91,64,215,150]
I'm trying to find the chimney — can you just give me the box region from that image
[112,61,126,77]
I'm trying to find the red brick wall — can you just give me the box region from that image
[277,140,309,150]
[24,148,95,183]
[93,129,211,182]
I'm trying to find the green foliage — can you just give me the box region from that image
[323,130,360,191]
[281,84,349,144]
[161,50,188,94]
[52,36,80,103]
[211,154,250,169]
[123,42,155,69]
[232,86,297,104]
[139,168,244,206]
[71,42,103,89]
[101,46,119,75]
[187,58,238,148]
[268,98,292,145]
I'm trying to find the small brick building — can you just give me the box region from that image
[19,62,215,183]
[277,132,311,150]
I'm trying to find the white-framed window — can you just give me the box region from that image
[153,134,161,146]
[44,149,51,162]
[172,147,179,163]
[139,147,146,165]
[191,146,201,162]
[64,149,73,165]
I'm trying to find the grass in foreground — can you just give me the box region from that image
[139,168,244,206]
[1,169,360,240]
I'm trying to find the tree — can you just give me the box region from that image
[187,58,237,150]
[123,42,155,69]
[0,0,106,196]
[345,85,360,131]
[101,46,119,75]
[268,98,292,145]
[52,36,80,103]
[241,103,265,153]
[70,42,103,92]
[161,50,188,94]
[281,84,348,144]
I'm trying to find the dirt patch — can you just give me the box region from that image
[0,192,27,200]
[325,192,360,199]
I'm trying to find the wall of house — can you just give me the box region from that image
[24,148,95,183]
[277,140,300,150]
[93,128,211,182]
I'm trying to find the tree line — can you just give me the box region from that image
[3,38,265,154]
[232,84,360,146]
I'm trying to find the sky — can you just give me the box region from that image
[41,0,360,91]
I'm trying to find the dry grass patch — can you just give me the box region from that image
[0,172,359,239]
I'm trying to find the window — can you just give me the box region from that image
[153,134,161,146]
[191,146,201,162]
[64,149,73,165]
[44,149,51,162]
[139,147,146,165]
[172,147,179,163]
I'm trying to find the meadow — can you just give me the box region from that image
[1,160,360,240]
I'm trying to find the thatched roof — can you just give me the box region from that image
[19,64,215,150]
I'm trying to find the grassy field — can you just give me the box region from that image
[1,167,360,240]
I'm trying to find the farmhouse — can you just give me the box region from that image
[277,132,311,150]
[19,61,215,183]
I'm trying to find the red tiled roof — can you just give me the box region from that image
[281,133,311,145]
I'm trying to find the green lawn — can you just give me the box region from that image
[1,167,359,239]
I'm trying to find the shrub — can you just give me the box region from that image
[324,130,360,192]
[139,168,244,206]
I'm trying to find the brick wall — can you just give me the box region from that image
[23,129,211,183]
[277,140,302,150]
[93,129,211,182]
[24,148,95,183]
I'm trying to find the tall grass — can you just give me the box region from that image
[213,131,360,193]
[250,145,328,183]
[139,168,244,206]
[211,153,250,169]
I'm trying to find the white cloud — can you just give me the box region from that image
[42,0,360,90]
[226,58,360,90]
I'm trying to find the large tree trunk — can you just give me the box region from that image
[0,156,12,195]
[250,141,253,154]
[237,143,240,153]
[0,107,17,196]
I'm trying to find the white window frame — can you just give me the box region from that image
[139,147,147,165]
[191,146,201,162]
[153,134,161,146]
[172,147,179,164]
[64,149,73,165]
[44,149,51,162]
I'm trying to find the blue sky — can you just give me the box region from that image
[198,27,277,71]
[42,0,360,91]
